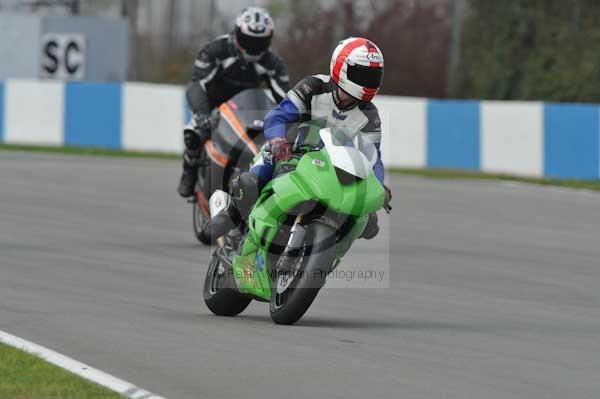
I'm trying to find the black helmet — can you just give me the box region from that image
[234,7,274,61]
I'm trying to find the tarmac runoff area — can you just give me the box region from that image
[1,151,600,399]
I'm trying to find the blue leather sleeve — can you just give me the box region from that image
[263,97,301,141]
[373,143,385,185]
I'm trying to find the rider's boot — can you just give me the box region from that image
[210,172,260,240]
[177,151,199,198]
[178,127,208,198]
[209,202,242,240]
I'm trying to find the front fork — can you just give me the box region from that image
[277,215,306,274]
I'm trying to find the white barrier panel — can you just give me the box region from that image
[122,83,185,153]
[481,101,544,177]
[4,79,64,145]
[374,95,426,168]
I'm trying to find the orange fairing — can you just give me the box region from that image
[205,140,229,167]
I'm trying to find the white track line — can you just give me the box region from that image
[0,330,167,399]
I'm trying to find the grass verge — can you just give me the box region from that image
[2,143,598,192]
[0,143,179,160]
[0,342,121,399]
[391,168,600,191]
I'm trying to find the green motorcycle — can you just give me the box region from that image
[203,128,386,325]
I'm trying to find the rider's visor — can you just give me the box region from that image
[347,64,383,89]
[236,30,272,55]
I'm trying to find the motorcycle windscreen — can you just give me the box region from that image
[319,128,378,179]
[212,89,276,169]
[222,88,275,131]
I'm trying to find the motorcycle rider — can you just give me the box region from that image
[177,7,290,198]
[211,37,392,240]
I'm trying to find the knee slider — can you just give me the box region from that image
[361,212,379,240]
[231,172,259,218]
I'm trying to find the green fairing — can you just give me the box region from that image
[231,147,385,300]
[232,236,273,300]
[272,152,385,216]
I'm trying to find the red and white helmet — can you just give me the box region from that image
[235,7,274,61]
[330,37,384,102]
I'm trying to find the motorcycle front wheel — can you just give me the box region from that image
[192,149,215,245]
[269,222,337,325]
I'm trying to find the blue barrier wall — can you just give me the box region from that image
[544,104,599,179]
[0,79,599,180]
[427,100,480,170]
[0,82,4,142]
[65,83,122,149]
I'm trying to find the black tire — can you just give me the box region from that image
[193,157,215,246]
[269,223,337,325]
[193,200,213,245]
[204,251,252,316]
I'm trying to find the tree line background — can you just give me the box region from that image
[455,0,600,102]
[3,0,600,102]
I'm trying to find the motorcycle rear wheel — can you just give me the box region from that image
[204,251,252,316]
[269,223,337,325]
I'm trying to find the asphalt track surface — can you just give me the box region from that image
[1,152,600,399]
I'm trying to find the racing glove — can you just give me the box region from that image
[269,137,292,162]
[384,185,392,213]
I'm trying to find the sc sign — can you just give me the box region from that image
[40,34,86,80]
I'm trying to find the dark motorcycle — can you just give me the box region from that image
[191,89,275,244]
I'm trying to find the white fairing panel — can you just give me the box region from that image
[320,128,375,179]
[209,190,231,217]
